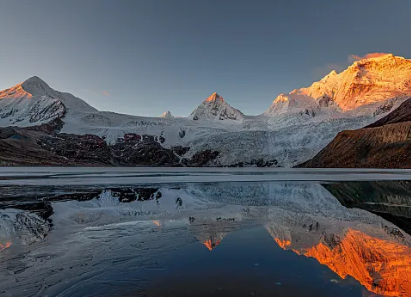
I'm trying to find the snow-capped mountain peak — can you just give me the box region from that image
[189,92,244,121]
[21,76,53,95]
[205,92,224,102]
[354,52,393,63]
[320,70,338,82]
[265,53,411,117]
[0,76,97,127]
[160,110,174,119]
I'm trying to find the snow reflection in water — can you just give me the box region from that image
[0,181,410,297]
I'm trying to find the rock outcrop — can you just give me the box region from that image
[38,133,114,165]
[110,135,182,166]
[0,122,79,166]
[187,149,220,166]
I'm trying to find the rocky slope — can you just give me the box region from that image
[0,120,74,166]
[299,97,411,168]
[0,124,219,166]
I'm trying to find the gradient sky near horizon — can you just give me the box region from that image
[1,0,411,116]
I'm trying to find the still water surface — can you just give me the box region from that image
[0,169,410,297]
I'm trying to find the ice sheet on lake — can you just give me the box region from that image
[1,167,411,186]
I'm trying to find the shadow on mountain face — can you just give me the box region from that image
[322,181,411,235]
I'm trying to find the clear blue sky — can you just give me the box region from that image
[1,0,410,116]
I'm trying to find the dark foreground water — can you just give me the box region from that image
[0,169,411,297]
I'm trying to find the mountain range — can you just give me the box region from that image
[1,53,411,167]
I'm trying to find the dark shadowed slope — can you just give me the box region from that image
[299,97,411,168]
[322,181,411,234]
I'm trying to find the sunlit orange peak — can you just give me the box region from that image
[274,229,411,297]
[203,238,221,251]
[205,92,224,102]
[0,241,12,252]
[274,238,291,249]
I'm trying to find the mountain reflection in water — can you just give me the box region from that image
[0,181,410,297]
